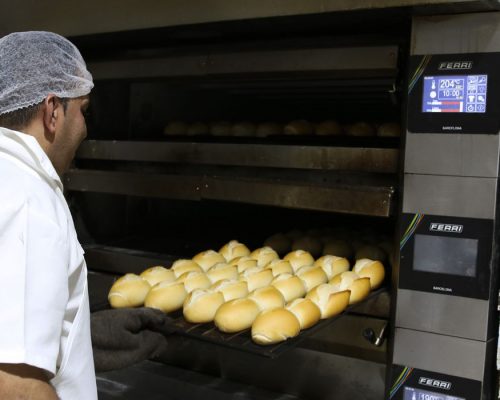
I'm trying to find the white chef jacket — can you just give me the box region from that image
[0,127,97,399]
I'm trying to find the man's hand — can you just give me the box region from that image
[0,363,58,399]
[91,308,176,372]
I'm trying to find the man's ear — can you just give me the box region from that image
[42,94,60,136]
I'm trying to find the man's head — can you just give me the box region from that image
[0,31,93,175]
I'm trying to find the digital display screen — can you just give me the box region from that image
[413,234,478,277]
[422,75,487,113]
[404,386,465,400]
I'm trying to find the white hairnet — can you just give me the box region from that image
[0,31,94,115]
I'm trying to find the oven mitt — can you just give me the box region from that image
[91,308,176,372]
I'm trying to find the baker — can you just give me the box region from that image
[0,31,173,399]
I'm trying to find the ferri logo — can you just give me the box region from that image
[438,61,473,70]
[429,223,463,233]
[418,377,452,390]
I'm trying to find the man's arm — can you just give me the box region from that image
[0,363,58,400]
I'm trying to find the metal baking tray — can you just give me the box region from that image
[168,287,387,359]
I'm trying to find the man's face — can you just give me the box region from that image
[53,95,90,175]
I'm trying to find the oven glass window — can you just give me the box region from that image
[404,386,465,400]
[422,74,487,113]
[413,234,478,277]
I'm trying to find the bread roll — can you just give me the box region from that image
[164,121,188,136]
[292,236,322,258]
[187,122,209,136]
[248,286,285,312]
[377,122,401,137]
[207,262,239,283]
[171,259,204,278]
[230,256,259,273]
[214,298,261,332]
[283,250,314,273]
[183,289,225,323]
[329,271,371,304]
[306,284,350,319]
[144,280,187,313]
[209,121,232,136]
[314,255,350,280]
[177,271,211,293]
[251,308,301,345]
[353,258,385,289]
[263,233,292,256]
[192,250,226,272]
[345,122,375,137]
[286,298,321,329]
[240,267,274,292]
[271,273,306,302]
[211,279,249,301]
[296,265,328,291]
[264,259,294,276]
[256,122,283,137]
[284,120,313,136]
[140,266,175,286]
[250,246,279,267]
[285,229,303,241]
[219,240,251,262]
[108,274,151,308]
[355,245,387,263]
[315,120,342,136]
[231,122,256,137]
[322,239,353,259]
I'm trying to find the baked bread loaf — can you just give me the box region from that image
[263,233,292,256]
[214,298,261,332]
[248,286,285,311]
[177,271,211,293]
[352,258,385,289]
[211,279,249,301]
[306,284,350,318]
[250,246,279,267]
[230,256,259,273]
[256,122,283,137]
[322,239,353,259]
[192,250,226,272]
[264,259,294,276]
[108,274,151,308]
[183,289,225,323]
[209,121,232,136]
[377,122,401,137]
[330,271,371,304]
[286,298,321,329]
[314,255,350,280]
[315,120,342,136]
[284,120,313,135]
[251,308,301,345]
[271,273,306,302]
[171,259,204,278]
[240,267,274,292]
[187,122,208,136]
[231,122,256,137]
[164,121,188,136]
[144,280,187,313]
[292,236,322,258]
[219,240,251,262]
[207,263,239,283]
[140,266,176,286]
[296,265,328,291]
[345,122,375,137]
[284,250,315,273]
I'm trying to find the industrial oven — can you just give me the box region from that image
[29,2,499,399]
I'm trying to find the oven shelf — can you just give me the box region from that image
[167,287,388,359]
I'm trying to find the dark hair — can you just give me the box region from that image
[0,97,69,130]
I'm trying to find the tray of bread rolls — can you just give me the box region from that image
[107,239,387,358]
